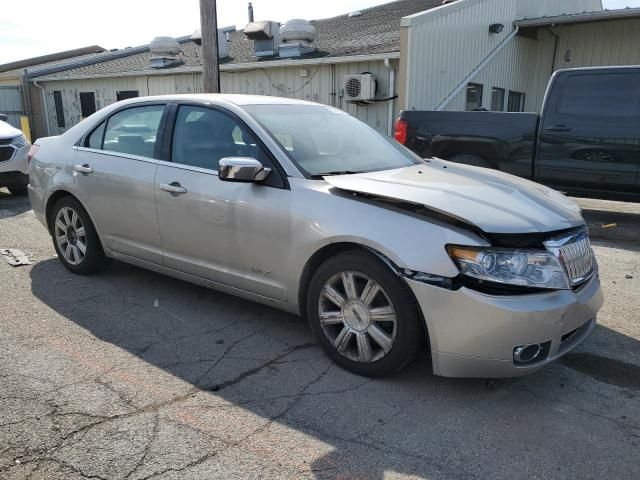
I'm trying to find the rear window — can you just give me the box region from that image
[558,73,640,117]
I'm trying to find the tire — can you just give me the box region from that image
[449,154,492,168]
[307,250,423,377]
[50,196,109,275]
[8,185,28,196]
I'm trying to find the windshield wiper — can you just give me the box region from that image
[311,170,360,179]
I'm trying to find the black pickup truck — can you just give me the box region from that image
[394,66,640,200]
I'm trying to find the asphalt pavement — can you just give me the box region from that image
[0,190,638,480]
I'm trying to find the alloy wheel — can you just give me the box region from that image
[318,271,398,363]
[54,207,87,266]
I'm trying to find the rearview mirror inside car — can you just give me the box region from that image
[218,157,271,183]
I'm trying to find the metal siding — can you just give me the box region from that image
[40,60,396,135]
[404,0,602,111]
[553,19,640,70]
[0,86,23,128]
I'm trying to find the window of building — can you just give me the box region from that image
[171,106,269,171]
[53,91,65,128]
[79,92,97,118]
[102,105,165,158]
[507,91,525,112]
[558,73,640,117]
[465,83,483,111]
[116,90,139,101]
[491,87,505,111]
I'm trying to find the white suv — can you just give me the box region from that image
[0,114,30,195]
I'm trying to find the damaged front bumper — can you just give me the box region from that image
[405,274,603,378]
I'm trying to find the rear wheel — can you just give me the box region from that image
[51,196,109,274]
[307,251,423,377]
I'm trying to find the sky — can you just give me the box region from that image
[1,0,639,65]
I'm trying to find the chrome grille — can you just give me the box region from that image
[544,229,596,287]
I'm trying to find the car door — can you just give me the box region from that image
[537,71,640,194]
[154,103,292,301]
[73,103,167,264]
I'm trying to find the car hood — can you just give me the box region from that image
[324,160,584,234]
[0,120,22,139]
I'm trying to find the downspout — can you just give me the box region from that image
[384,58,396,136]
[33,80,51,137]
[436,25,520,111]
[544,27,560,77]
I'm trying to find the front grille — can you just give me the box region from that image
[544,229,596,287]
[557,236,595,285]
[0,146,15,162]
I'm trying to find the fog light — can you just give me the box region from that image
[513,341,551,366]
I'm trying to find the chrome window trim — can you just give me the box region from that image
[156,159,219,176]
[75,146,159,165]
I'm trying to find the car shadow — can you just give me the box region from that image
[28,258,640,479]
[0,189,31,219]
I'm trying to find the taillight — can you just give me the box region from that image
[394,118,408,144]
[27,144,40,163]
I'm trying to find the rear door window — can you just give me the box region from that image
[558,73,640,117]
[102,105,165,158]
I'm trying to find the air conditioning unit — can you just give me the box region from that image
[343,74,377,103]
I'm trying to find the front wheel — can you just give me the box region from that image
[51,196,109,274]
[307,251,423,377]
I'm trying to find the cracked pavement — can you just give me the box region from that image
[1,189,639,479]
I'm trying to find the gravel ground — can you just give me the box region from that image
[0,190,638,480]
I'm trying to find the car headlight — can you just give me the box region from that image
[447,245,569,290]
[10,134,28,148]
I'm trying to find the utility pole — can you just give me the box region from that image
[199,0,220,93]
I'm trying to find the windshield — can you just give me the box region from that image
[243,104,423,177]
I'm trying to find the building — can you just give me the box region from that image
[0,46,105,132]
[15,0,640,141]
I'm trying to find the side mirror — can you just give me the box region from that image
[218,157,271,183]
[0,113,8,122]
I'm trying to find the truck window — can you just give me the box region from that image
[558,73,640,117]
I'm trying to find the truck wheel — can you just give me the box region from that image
[449,154,492,168]
[307,250,423,377]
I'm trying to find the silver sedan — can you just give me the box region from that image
[28,94,603,378]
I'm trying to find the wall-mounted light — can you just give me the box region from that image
[564,49,572,62]
[489,23,505,34]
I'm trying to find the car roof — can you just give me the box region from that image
[120,94,321,107]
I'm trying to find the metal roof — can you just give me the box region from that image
[0,46,105,78]
[515,7,640,28]
[30,0,451,81]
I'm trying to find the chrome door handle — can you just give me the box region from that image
[159,182,187,195]
[74,164,93,174]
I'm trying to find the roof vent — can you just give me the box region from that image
[244,21,281,57]
[279,19,316,58]
[348,11,362,17]
[149,36,183,68]
[191,28,232,59]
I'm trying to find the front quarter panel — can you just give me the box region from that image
[285,178,487,310]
